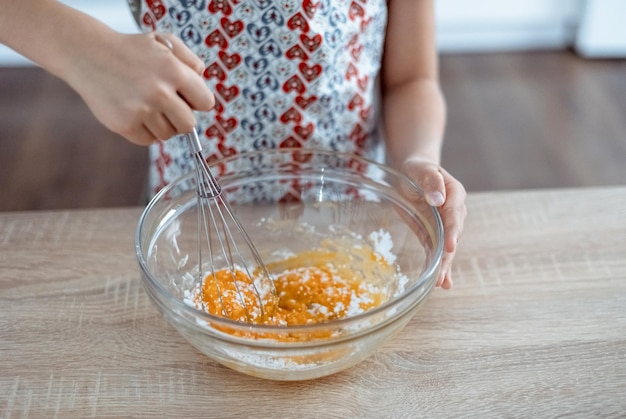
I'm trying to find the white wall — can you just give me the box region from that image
[1,0,625,66]
[435,0,584,53]
[575,0,626,58]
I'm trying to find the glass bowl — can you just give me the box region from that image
[135,148,443,381]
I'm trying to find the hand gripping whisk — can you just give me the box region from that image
[184,128,277,322]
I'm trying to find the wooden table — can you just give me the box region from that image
[1,187,625,417]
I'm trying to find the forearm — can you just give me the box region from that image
[382,77,447,169]
[0,0,117,81]
[1,1,214,146]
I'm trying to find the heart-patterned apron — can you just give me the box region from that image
[138,0,388,199]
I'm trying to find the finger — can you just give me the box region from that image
[441,206,464,253]
[420,170,446,207]
[126,124,159,146]
[177,69,216,112]
[145,111,178,141]
[153,33,214,111]
[154,32,174,52]
[161,94,199,134]
[439,172,467,253]
[154,33,215,118]
[437,251,454,289]
[163,33,206,75]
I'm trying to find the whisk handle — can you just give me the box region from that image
[184,128,222,198]
[186,127,203,155]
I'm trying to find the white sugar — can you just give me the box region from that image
[183,286,201,309]
[369,229,396,264]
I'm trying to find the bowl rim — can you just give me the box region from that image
[135,148,444,336]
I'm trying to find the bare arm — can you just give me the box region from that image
[0,0,214,145]
[381,0,466,289]
[0,0,80,77]
[382,0,445,166]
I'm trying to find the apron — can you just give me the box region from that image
[136,0,388,196]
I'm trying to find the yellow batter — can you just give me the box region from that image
[196,245,393,329]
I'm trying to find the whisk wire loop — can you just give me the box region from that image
[183,129,276,322]
[205,192,255,320]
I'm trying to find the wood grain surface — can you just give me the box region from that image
[1,187,625,418]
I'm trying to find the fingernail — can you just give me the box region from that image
[427,192,445,207]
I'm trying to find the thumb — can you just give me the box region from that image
[402,159,446,207]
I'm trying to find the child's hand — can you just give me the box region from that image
[64,32,215,145]
[400,157,467,289]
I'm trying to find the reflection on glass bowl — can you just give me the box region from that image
[135,148,443,381]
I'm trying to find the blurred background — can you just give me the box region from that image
[1,0,625,211]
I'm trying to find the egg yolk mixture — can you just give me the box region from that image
[195,247,393,327]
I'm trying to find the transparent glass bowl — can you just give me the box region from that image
[135,148,443,380]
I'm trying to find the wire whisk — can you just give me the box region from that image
[183,128,277,323]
